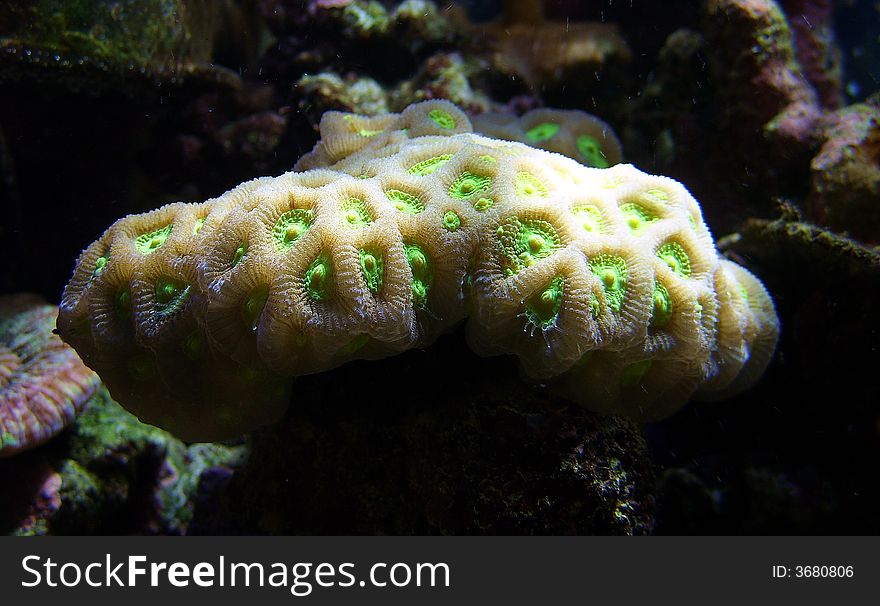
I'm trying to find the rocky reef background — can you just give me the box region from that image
[1,0,878,534]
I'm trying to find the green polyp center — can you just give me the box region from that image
[620,202,658,233]
[657,241,692,277]
[358,128,383,137]
[480,155,496,164]
[386,189,425,214]
[408,154,453,176]
[405,243,433,309]
[305,254,332,302]
[474,197,494,212]
[427,108,455,129]
[449,171,491,200]
[182,331,204,361]
[572,204,604,234]
[576,135,609,168]
[342,198,374,227]
[135,224,173,255]
[232,244,247,267]
[242,286,269,330]
[620,360,652,387]
[116,289,132,317]
[93,255,108,276]
[497,217,561,275]
[515,171,549,198]
[359,249,384,294]
[273,208,314,250]
[155,278,191,315]
[525,276,565,330]
[645,188,669,203]
[442,210,461,231]
[525,122,560,142]
[589,254,627,312]
[651,282,673,328]
[193,216,206,235]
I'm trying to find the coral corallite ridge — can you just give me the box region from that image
[1,294,101,457]
[58,100,779,441]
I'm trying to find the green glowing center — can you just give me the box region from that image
[576,135,609,168]
[657,241,692,277]
[449,171,491,200]
[572,204,604,234]
[193,216,206,235]
[116,289,132,317]
[474,197,494,212]
[589,254,627,312]
[427,108,456,129]
[305,254,332,301]
[525,122,560,142]
[182,331,204,361]
[155,278,191,315]
[515,171,549,198]
[342,198,373,228]
[405,243,433,309]
[273,208,314,250]
[443,211,461,231]
[242,286,269,330]
[135,224,173,255]
[93,255,108,276]
[497,217,561,275]
[232,244,247,267]
[386,189,425,214]
[620,202,658,233]
[359,249,384,294]
[651,281,673,328]
[409,154,453,176]
[525,276,565,330]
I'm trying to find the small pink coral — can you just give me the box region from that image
[0,294,100,457]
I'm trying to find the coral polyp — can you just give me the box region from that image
[59,100,779,441]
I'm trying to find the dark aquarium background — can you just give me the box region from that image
[1,0,878,535]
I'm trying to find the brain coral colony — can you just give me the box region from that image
[1,294,100,457]
[58,100,779,441]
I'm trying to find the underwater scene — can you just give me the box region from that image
[0,0,877,535]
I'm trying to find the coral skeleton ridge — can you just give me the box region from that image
[59,100,779,441]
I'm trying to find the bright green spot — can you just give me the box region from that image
[645,188,669,203]
[358,128,384,137]
[405,243,433,309]
[497,217,561,275]
[620,360,652,387]
[193,217,206,235]
[577,135,609,168]
[408,154,453,176]
[116,289,132,317]
[93,255,107,276]
[474,197,494,212]
[589,254,627,312]
[525,276,564,330]
[359,249,384,294]
[443,211,461,231]
[427,108,455,129]
[449,171,491,200]
[572,204,604,234]
[342,198,373,228]
[273,208,314,251]
[242,286,269,330]
[232,244,246,267]
[515,171,549,198]
[386,189,425,214]
[525,122,560,142]
[182,331,204,361]
[305,254,332,302]
[651,282,673,328]
[135,224,172,255]
[620,202,658,233]
[694,301,704,321]
[155,279,191,316]
[657,241,692,277]
[480,155,497,164]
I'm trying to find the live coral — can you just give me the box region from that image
[1,294,100,457]
[59,101,779,441]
